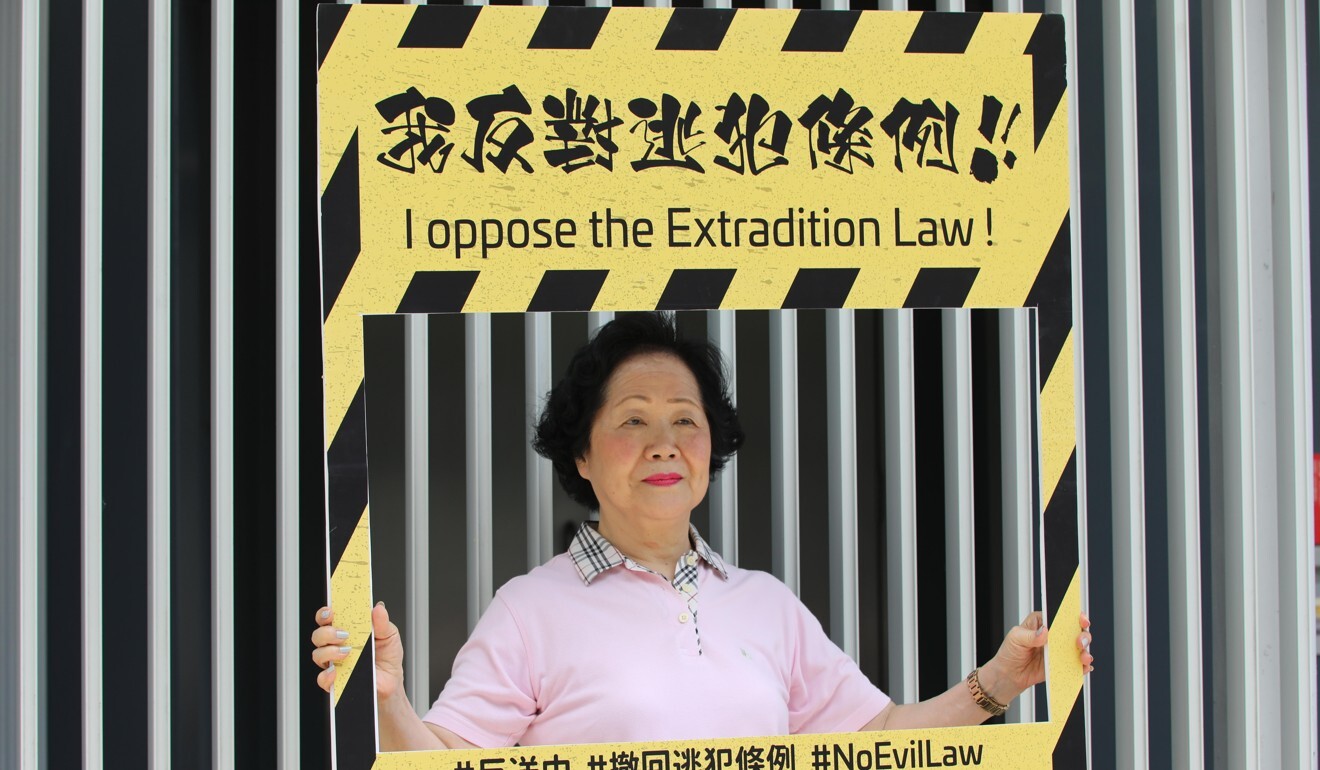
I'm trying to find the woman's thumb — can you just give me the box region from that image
[372,601,394,639]
[1012,621,1048,649]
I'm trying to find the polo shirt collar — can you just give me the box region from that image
[568,521,729,585]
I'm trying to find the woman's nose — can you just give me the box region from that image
[648,427,678,458]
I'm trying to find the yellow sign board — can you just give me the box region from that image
[317,6,1083,768]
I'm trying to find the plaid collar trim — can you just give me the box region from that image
[568,522,729,586]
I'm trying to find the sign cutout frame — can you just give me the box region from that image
[317,6,1085,769]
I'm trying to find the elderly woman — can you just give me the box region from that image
[312,313,1094,749]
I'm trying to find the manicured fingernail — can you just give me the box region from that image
[339,645,352,655]
[335,630,350,640]
[328,663,335,672]
[1036,625,1047,636]
[376,600,385,608]
[320,609,331,620]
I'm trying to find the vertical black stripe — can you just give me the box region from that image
[233,3,282,759]
[904,12,982,54]
[102,0,151,763]
[1024,214,1072,381]
[1132,3,1173,759]
[44,0,86,765]
[1074,0,1115,755]
[320,131,361,322]
[327,384,368,573]
[174,0,221,762]
[970,311,1006,687]
[903,267,979,308]
[528,7,610,50]
[782,10,861,53]
[1025,14,1067,150]
[317,4,351,69]
[912,311,949,701]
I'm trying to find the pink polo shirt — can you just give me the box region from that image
[422,528,890,747]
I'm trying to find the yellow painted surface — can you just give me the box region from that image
[319,7,1086,763]
[1040,331,1076,504]
[329,506,374,708]
[318,6,1061,312]
[1046,570,1086,744]
[371,723,1059,770]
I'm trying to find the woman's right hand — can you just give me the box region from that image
[311,602,406,701]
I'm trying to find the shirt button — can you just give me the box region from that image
[685,553,698,567]
[681,583,696,595]
[678,613,690,624]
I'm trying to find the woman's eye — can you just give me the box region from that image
[624,417,643,426]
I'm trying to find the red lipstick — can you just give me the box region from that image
[644,473,682,486]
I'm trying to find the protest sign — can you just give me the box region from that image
[317,7,1082,767]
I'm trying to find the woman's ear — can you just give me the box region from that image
[576,454,590,480]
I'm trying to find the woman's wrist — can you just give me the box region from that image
[379,678,412,710]
[974,658,1019,706]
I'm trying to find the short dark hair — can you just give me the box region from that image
[532,313,744,511]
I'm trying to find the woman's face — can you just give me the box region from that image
[575,352,712,529]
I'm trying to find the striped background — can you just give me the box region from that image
[1,1,1317,770]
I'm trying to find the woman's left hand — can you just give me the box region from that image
[979,612,1094,704]
[860,612,1094,731]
